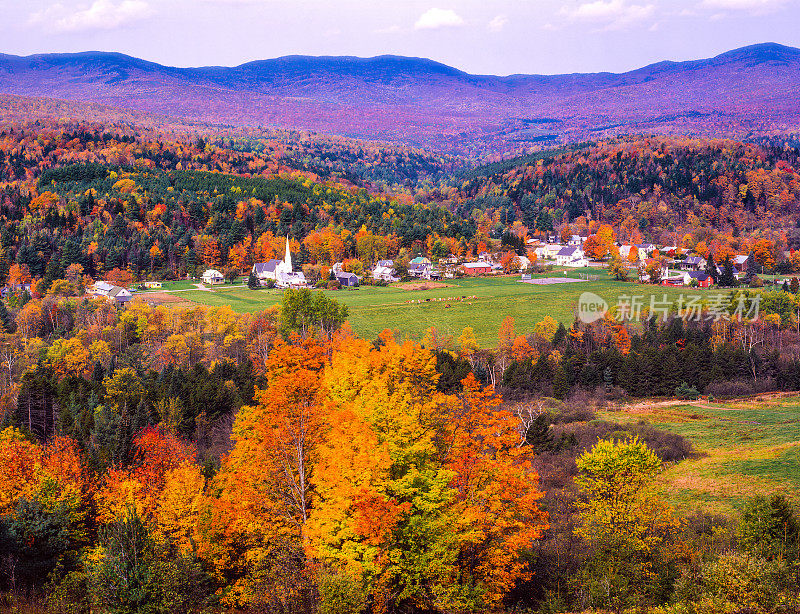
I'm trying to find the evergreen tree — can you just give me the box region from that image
[705,253,718,284]
[745,250,759,284]
[552,322,567,347]
[553,365,570,399]
[718,258,738,287]
[525,413,554,453]
[247,270,259,290]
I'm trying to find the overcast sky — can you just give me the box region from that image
[2,0,799,75]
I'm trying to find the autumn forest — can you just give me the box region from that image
[1,106,800,614]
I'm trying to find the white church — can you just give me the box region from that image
[251,237,308,289]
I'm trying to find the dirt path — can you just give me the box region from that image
[615,391,800,414]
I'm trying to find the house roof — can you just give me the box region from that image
[203,269,223,277]
[336,272,358,280]
[95,281,114,292]
[464,262,491,268]
[376,260,393,267]
[253,260,282,274]
[557,247,579,256]
[733,255,750,265]
[409,256,431,265]
[687,271,710,280]
[685,256,705,264]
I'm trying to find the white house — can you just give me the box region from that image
[517,255,531,270]
[373,260,400,282]
[555,246,587,267]
[202,269,224,285]
[568,235,585,247]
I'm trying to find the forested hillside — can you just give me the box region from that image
[3,122,800,290]
[429,136,800,258]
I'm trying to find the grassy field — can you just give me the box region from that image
[158,267,730,346]
[598,396,800,514]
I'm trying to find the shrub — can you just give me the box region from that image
[738,495,800,562]
[675,381,700,400]
[327,280,341,290]
[317,571,367,614]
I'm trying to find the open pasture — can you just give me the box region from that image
[162,268,725,347]
[599,395,800,514]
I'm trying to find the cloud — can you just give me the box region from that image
[561,0,655,29]
[30,0,153,33]
[488,14,508,32]
[700,0,786,12]
[414,8,465,30]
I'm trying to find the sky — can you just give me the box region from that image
[2,0,799,75]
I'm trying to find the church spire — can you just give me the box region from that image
[284,236,292,272]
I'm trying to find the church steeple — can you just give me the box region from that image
[284,236,292,272]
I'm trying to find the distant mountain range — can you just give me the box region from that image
[1,43,799,154]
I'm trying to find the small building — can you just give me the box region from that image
[733,255,751,270]
[202,269,224,285]
[679,256,707,271]
[555,247,587,267]
[108,286,133,304]
[373,261,399,282]
[517,255,531,270]
[408,262,431,278]
[336,272,360,287]
[144,281,162,289]
[543,243,564,259]
[462,262,492,276]
[276,271,308,289]
[685,271,713,287]
[91,281,115,297]
[568,235,585,247]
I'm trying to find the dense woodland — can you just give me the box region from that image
[2,118,800,613]
[1,122,800,290]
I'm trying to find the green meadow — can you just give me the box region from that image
[599,396,800,514]
[158,267,729,347]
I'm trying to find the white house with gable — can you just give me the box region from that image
[555,246,588,267]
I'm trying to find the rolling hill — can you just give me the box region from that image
[1,43,799,153]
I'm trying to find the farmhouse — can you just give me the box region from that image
[408,256,432,278]
[555,246,587,267]
[201,269,224,285]
[685,271,713,287]
[373,260,400,282]
[679,256,707,271]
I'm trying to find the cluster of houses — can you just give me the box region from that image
[190,234,759,292]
